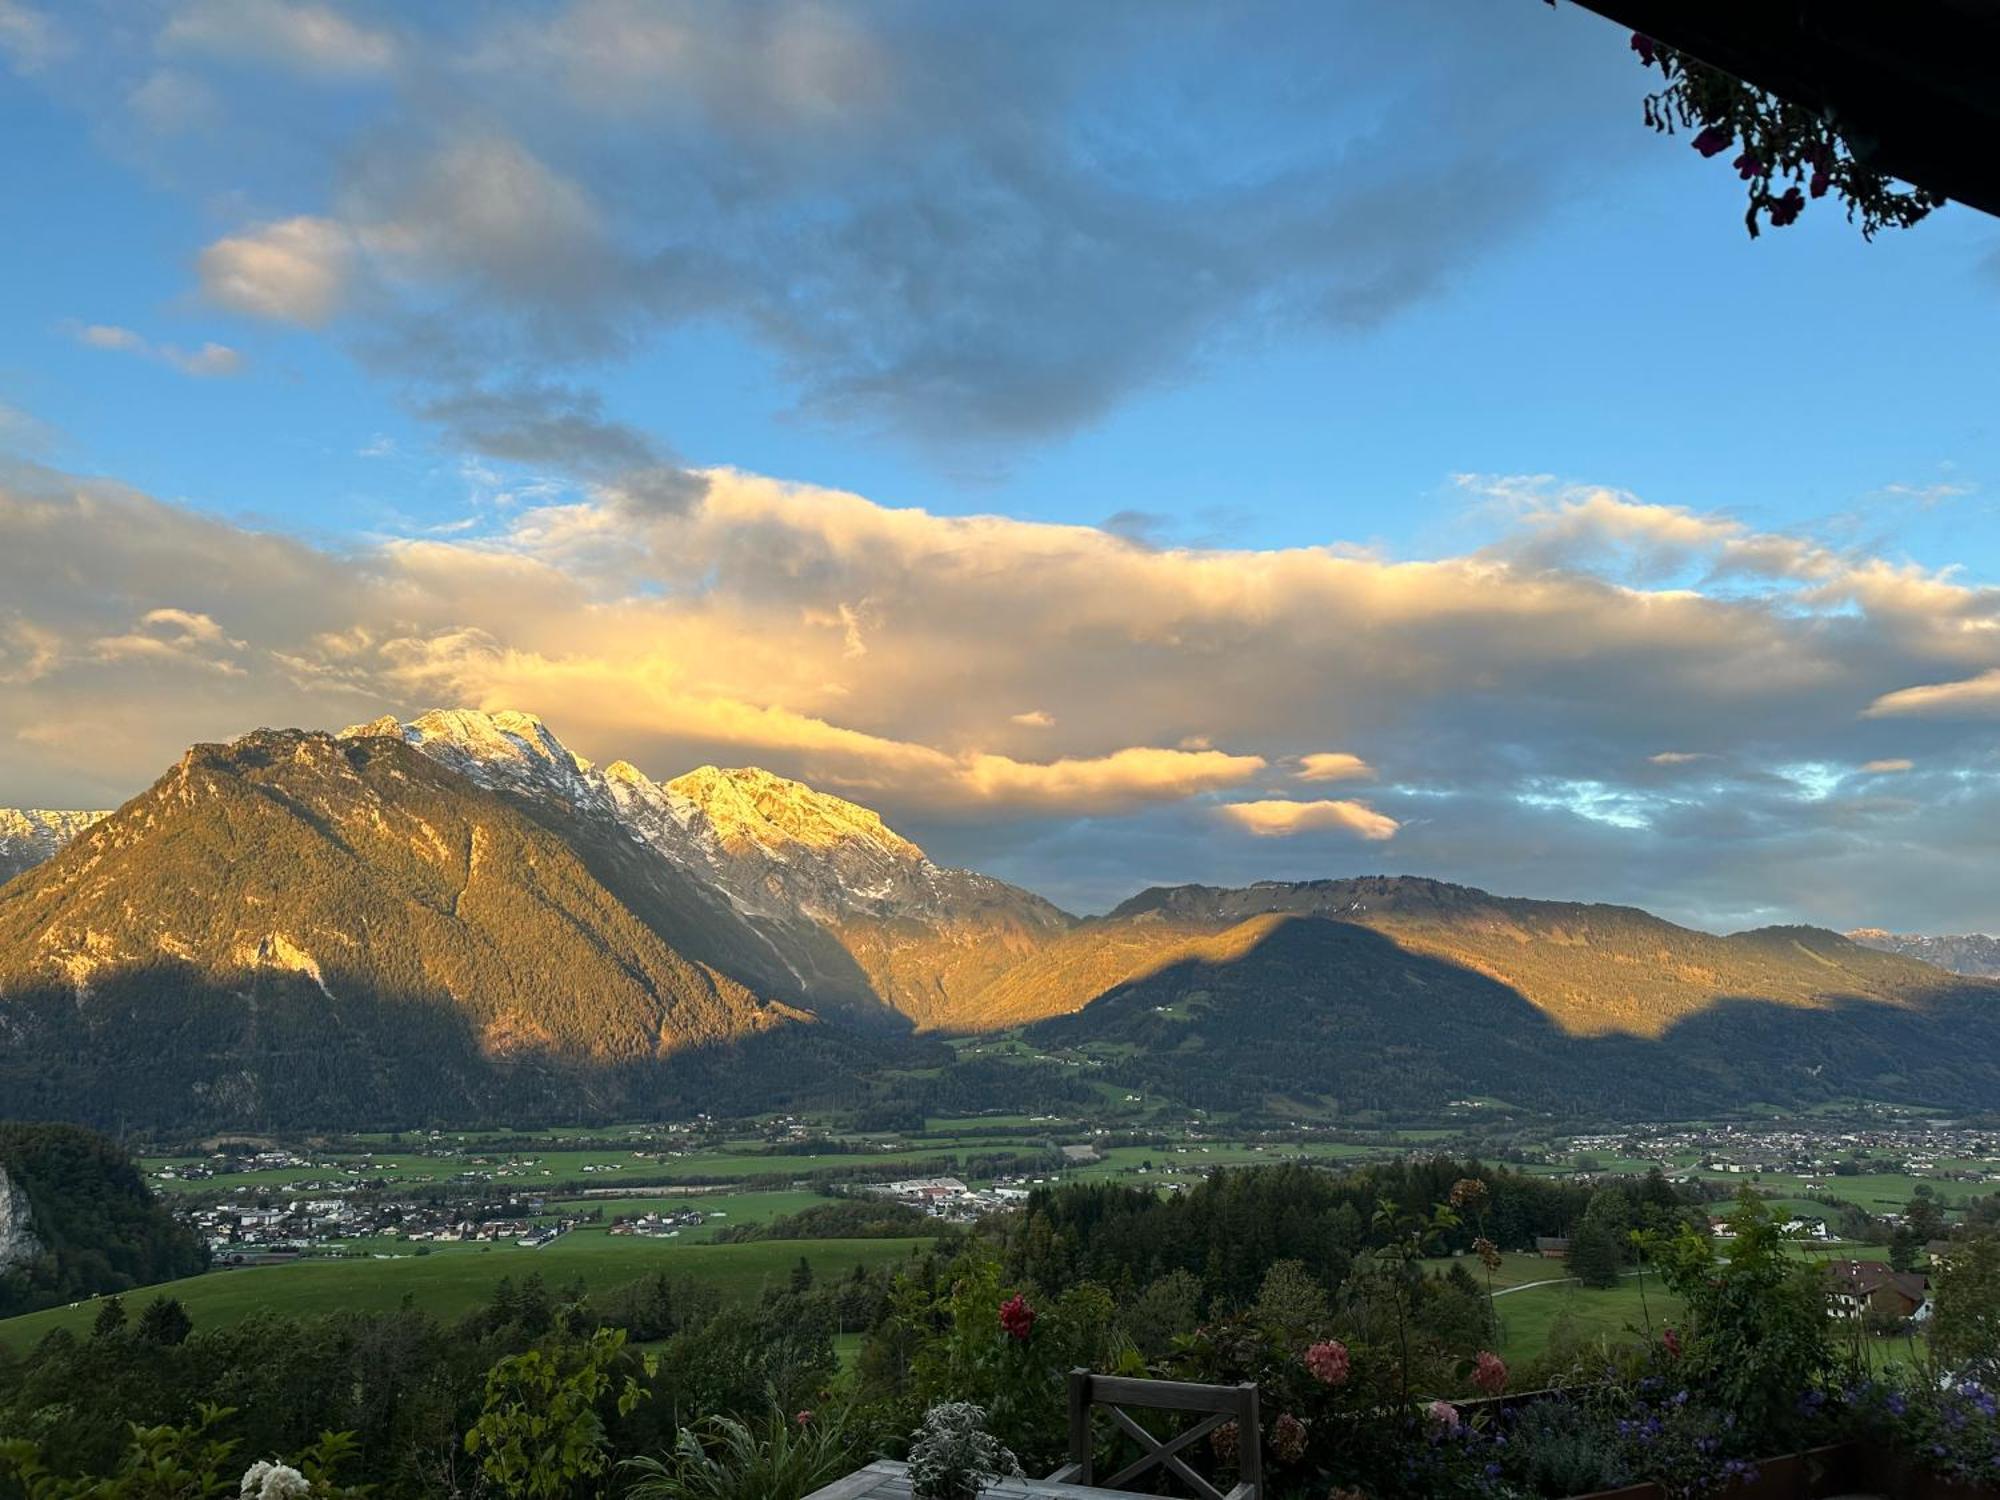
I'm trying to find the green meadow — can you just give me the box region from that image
[0,1235,931,1351]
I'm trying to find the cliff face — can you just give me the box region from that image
[0,1164,39,1272]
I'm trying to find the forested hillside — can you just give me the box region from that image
[0,1122,205,1317]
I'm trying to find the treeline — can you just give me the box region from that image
[0,1123,206,1319]
[999,1158,1697,1306]
[0,1256,904,1496]
[713,1198,952,1244]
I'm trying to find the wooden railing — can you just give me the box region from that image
[1047,1370,1261,1500]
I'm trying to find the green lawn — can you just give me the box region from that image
[551,1189,829,1242]
[0,1236,932,1351]
[1492,1275,1674,1363]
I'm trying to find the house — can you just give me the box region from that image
[1534,1236,1570,1259]
[1824,1260,1930,1321]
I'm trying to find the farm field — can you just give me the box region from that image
[0,1234,931,1350]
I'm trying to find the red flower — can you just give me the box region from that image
[1272,1413,1309,1464]
[1768,186,1806,226]
[1304,1340,1351,1387]
[1629,32,1657,67]
[999,1293,1036,1341]
[795,1409,814,1427]
[1691,126,1732,158]
[1473,1350,1508,1396]
[1663,1325,1682,1358]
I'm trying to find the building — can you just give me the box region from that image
[1534,1236,1570,1259]
[1824,1260,1930,1322]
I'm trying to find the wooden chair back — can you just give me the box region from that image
[1046,1370,1261,1500]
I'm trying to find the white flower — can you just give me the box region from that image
[240,1461,310,1500]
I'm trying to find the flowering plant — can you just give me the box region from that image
[1847,1376,2000,1487]
[1304,1340,1350,1388]
[997,1294,1035,1342]
[906,1402,1021,1500]
[1471,1351,1507,1397]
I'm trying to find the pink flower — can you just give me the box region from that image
[1662,1325,1682,1358]
[1629,31,1657,67]
[1304,1340,1352,1387]
[1691,126,1732,158]
[1211,1420,1240,1462]
[795,1409,814,1426]
[1426,1400,1460,1430]
[998,1293,1036,1341]
[1272,1413,1309,1464]
[1472,1351,1508,1396]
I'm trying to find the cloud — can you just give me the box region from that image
[123,0,1644,465]
[3,464,1999,925]
[1216,799,1400,840]
[1011,710,1055,727]
[1296,751,1374,783]
[162,0,398,76]
[0,0,62,72]
[1867,669,2000,719]
[74,323,243,377]
[1860,758,1913,774]
[197,216,352,326]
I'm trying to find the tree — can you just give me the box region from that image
[1252,1258,1329,1340]
[1566,1218,1623,1290]
[1903,1191,1947,1244]
[790,1256,814,1295]
[1928,1232,2000,1385]
[465,1328,654,1500]
[91,1296,126,1338]
[135,1295,192,1346]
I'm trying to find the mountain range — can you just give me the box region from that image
[1847,928,2000,979]
[1,709,1996,1128]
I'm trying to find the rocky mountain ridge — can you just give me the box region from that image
[0,809,109,885]
[342,710,1071,1029]
[1847,927,2000,978]
[3,708,1997,1128]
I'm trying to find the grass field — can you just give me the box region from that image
[0,1236,932,1351]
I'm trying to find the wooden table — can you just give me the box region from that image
[804,1460,1139,1500]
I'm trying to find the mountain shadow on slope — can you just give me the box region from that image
[1024,913,2000,1117]
[0,958,916,1131]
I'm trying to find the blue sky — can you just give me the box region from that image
[2,0,1998,929]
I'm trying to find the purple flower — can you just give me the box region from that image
[1630,32,1658,66]
[1768,186,1806,227]
[1691,126,1732,158]
[1733,150,1765,181]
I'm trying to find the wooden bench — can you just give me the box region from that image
[1046,1371,1261,1500]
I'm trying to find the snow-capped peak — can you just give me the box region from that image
[0,807,111,883]
[664,765,924,861]
[342,708,599,799]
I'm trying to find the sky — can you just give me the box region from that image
[1,0,1998,932]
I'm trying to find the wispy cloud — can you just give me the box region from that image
[73,323,243,377]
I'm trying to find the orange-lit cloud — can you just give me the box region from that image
[1215,799,1400,840]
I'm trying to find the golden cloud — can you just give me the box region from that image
[1214,799,1400,840]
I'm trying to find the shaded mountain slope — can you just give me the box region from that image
[1077,877,1969,1039]
[1026,911,2000,1116]
[0,730,840,1127]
